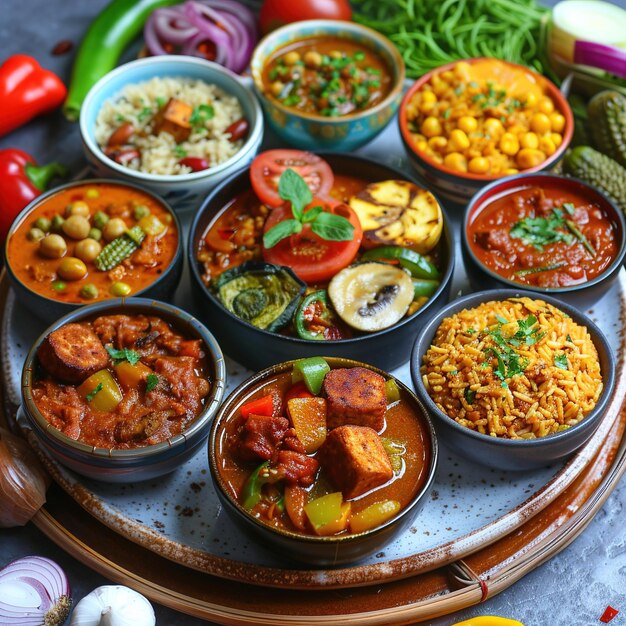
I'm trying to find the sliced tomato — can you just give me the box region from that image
[262,198,362,284]
[250,150,334,208]
[259,0,352,34]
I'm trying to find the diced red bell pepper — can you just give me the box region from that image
[284,381,314,403]
[600,606,619,623]
[240,393,275,418]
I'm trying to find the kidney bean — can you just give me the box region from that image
[179,157,210,172]
[103,146,141,166]
[225,118,249,142]
[51,40,73,55]
[107,122,135,147]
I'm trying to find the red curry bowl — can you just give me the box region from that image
[461,173,626,310]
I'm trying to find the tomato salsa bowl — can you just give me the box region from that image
[208,357,438,566]
[461,173,626,309]
[5,179,184,324]
[188,151,455,371]
[250,20,405,152]
[21,298,226,483]
[398,57,573,205]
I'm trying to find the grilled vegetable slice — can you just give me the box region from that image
[215,262,305,331]
[328,262,414,332]
[349,180,443,253]
[94,225,145,271]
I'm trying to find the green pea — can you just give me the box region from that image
[133,204,150,220]
[28,227,45,242]
[34,217,51,232]
[93,211,110,229]
[89,227,102,241]
[52,280,66,292]
[80,283,99,300]
[51,215,65,232]
[110,281,132,297]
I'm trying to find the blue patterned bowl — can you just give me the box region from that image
[79,56,263,213]
[250,20,405,151]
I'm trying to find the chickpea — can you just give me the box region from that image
[85,188,100,199]
[102,217,127,242]
[65,201,90,217]
[270,81,284,97]
[454,61,471,82]
[530,112,551,135]
[525,92,538,107]
[329,50,342,60]
[57,257,87,281]
[283,51,300,66]
[62,215,91,240]
[51,215,64,232]
[457,116,477,134]
[537,96,555,115]
[441,70,455,82]
[419,91,437,114]
[428,136,448,152]
[39,234,67,259]
[499,132,520,156]
[75,238,102,263]
[549,112,566,133]
[443,152,468,173]
[448,129,470,151]
[483,118,504,139]
[517,148,546,169]
[303,51,322,68]
[80,284,99,300]
[133,204,151,220]
[93,211,109,230]
[28,228,45,242]
[421,116,442,138]
[468,157,490,174]
[110,281,132,297]
[34,217,51,232]
[520,132,539,150]
[539,136,557,156]
[89,227,102,241]
[551,132,563,148]
[504,168,519,175]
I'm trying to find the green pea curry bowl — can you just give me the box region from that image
[4,178,183,324]
[208,356,438,566]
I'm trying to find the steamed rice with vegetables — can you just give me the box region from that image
[95,76,246,176]
[421,297,602,439]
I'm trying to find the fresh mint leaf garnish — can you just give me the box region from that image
[145,374,159,392]
[106,346,141,366]
[554,353,569,370]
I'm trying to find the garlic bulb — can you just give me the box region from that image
[69,586,156,626]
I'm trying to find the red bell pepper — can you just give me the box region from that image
[0,149,68,243]
[240,394,276,419]
[0,55,67,137]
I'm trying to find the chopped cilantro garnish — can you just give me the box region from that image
[155,96,166,107]
[138,106,153,122]
[467,328,477,334]
[496,315,509,325]
[354,51,365,61]
[283,94,301,107]
[464,387,476,404]
[554,353,569,370]
[510,210,574,251]
[114,114,125,122]
[190,104,214,127]
[106,346,141,366]
[174,145,188,158]
[145,373,159,392]
[563,202,575,216]
[86,383,103,403]
[566,334,573,343]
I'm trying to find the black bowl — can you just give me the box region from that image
[410,289,615,471]
[5,179,184,324]
[188,154,455,371]
[462,173,626,310]
[208,357,438,566]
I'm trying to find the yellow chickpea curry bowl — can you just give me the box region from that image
[399,58,573,204]
[5,180,183,323]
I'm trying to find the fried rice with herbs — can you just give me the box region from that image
[421,297,603,439]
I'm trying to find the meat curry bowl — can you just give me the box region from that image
[461,173,626,310]
[188,152,455,371]
[21,298,226,482]
[410,290,615,472]
[250,20,405,151]
[208,357,438,566]
[5,180,183,324]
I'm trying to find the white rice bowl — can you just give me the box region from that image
[94,76,245,176]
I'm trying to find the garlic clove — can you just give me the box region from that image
[70,585,155,626]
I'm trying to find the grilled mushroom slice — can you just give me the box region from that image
[349,180,443,254]
[328,262,414,332]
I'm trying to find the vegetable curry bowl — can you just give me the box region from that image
[208,357,438,566]
[251,20,405,151]
[399,58,573,205]
[462,173,626,309]
[5,179,183,323]
[188,151,455,371]
[21,298,226,482]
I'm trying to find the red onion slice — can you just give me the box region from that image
[0,557,71,626]
[574,40,626,79]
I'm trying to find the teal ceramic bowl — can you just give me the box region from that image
[250,20,405,151]
[80,56,263,212]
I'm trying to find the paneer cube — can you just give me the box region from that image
[318,425,393,499]
[152,98,193,142]
[322,367,387,431]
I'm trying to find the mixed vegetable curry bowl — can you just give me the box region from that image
[21,298,226,482]
[188,151,455,371]
[208,356,438,566]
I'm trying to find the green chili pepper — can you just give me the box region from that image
[412,278,440,298]
[295,290,332,341]
[63,0,178,121]
[241,461,270,510]
[361,246,440,280]
[292,357,330,395]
